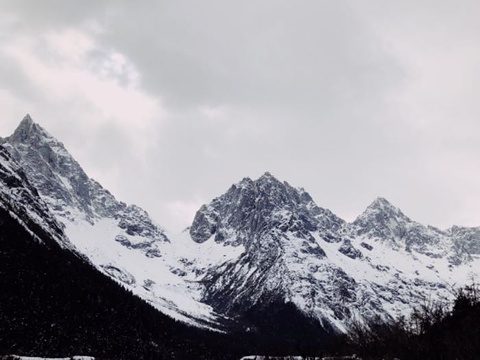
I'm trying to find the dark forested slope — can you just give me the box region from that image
[0,205,246,360]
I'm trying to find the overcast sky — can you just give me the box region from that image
[1,0,480,232]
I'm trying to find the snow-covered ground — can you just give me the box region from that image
[63,215,243,329]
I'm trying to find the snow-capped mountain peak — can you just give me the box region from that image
[350,197,411,242]
[10,113,37,140]
[188,173,480,335]
[349,197,452,256]
[357,197,410,223]
[190,172,344,247]
[369,196,403,212]
[3,116,108,222]
[1,116,222,330]
[189,174,375,331]
[8,114,70,158]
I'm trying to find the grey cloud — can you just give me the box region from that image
[2,1,480,231]
[96,1,404,112]
[1,0,111,30]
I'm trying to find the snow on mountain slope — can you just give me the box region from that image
[188,173,480,333]
[347,197,480,284]
[63,216,228,328]
[350,197,451,257]
[1,115,224,329]
[188,173,358,332]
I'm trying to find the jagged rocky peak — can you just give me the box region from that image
[190,172,344,246]
[7,114,66,154]
[350,197,448,255]
[2,115,169,244]
[351,197,410,239]
[9,114,41,143]
[366,197,408,218]
[191,174,393,330]
[2,115,120,221]
[8,115,77,166]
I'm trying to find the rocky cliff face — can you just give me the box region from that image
[0,143,67,247]
[189,174,480,333]
[189,173,350,323]
[2,115,168,246]
[448,225,480,263]
[190,172,344,246]
[349,197,450,256]
[1,116,218,329]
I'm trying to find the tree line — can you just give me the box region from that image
[342,282,480,359]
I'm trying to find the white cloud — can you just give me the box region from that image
[3,29,163,126]
[1,26,167,163]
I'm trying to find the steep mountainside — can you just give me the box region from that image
[189,174,480,333]
[1,116,220,329]
[0,144,67,248]
[189,173,356,331]
[2,115,168,245]
[0,141,247,360]
[349,197,453,258]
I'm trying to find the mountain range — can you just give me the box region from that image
[1,115,479,358]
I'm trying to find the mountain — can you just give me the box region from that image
[189,173,480,335]
[350,196,451,256]
[0,141,67,248]
[189,173,350,330]
[2,115,168,248]
[0,141,247,360]
[2,115,480,355]
[1,115,221,329]
[188,173,349,348]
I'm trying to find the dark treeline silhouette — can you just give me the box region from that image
[343,283,480,359]
[233,297,339,358]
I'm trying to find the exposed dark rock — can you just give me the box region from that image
[338,240,363,259]
[360,242,373,251]
[100,265,136,285]
[2,117,170,261]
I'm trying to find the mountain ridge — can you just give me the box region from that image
[1,116,222,329]
[2,115,480,341]
[188,168,479,333]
